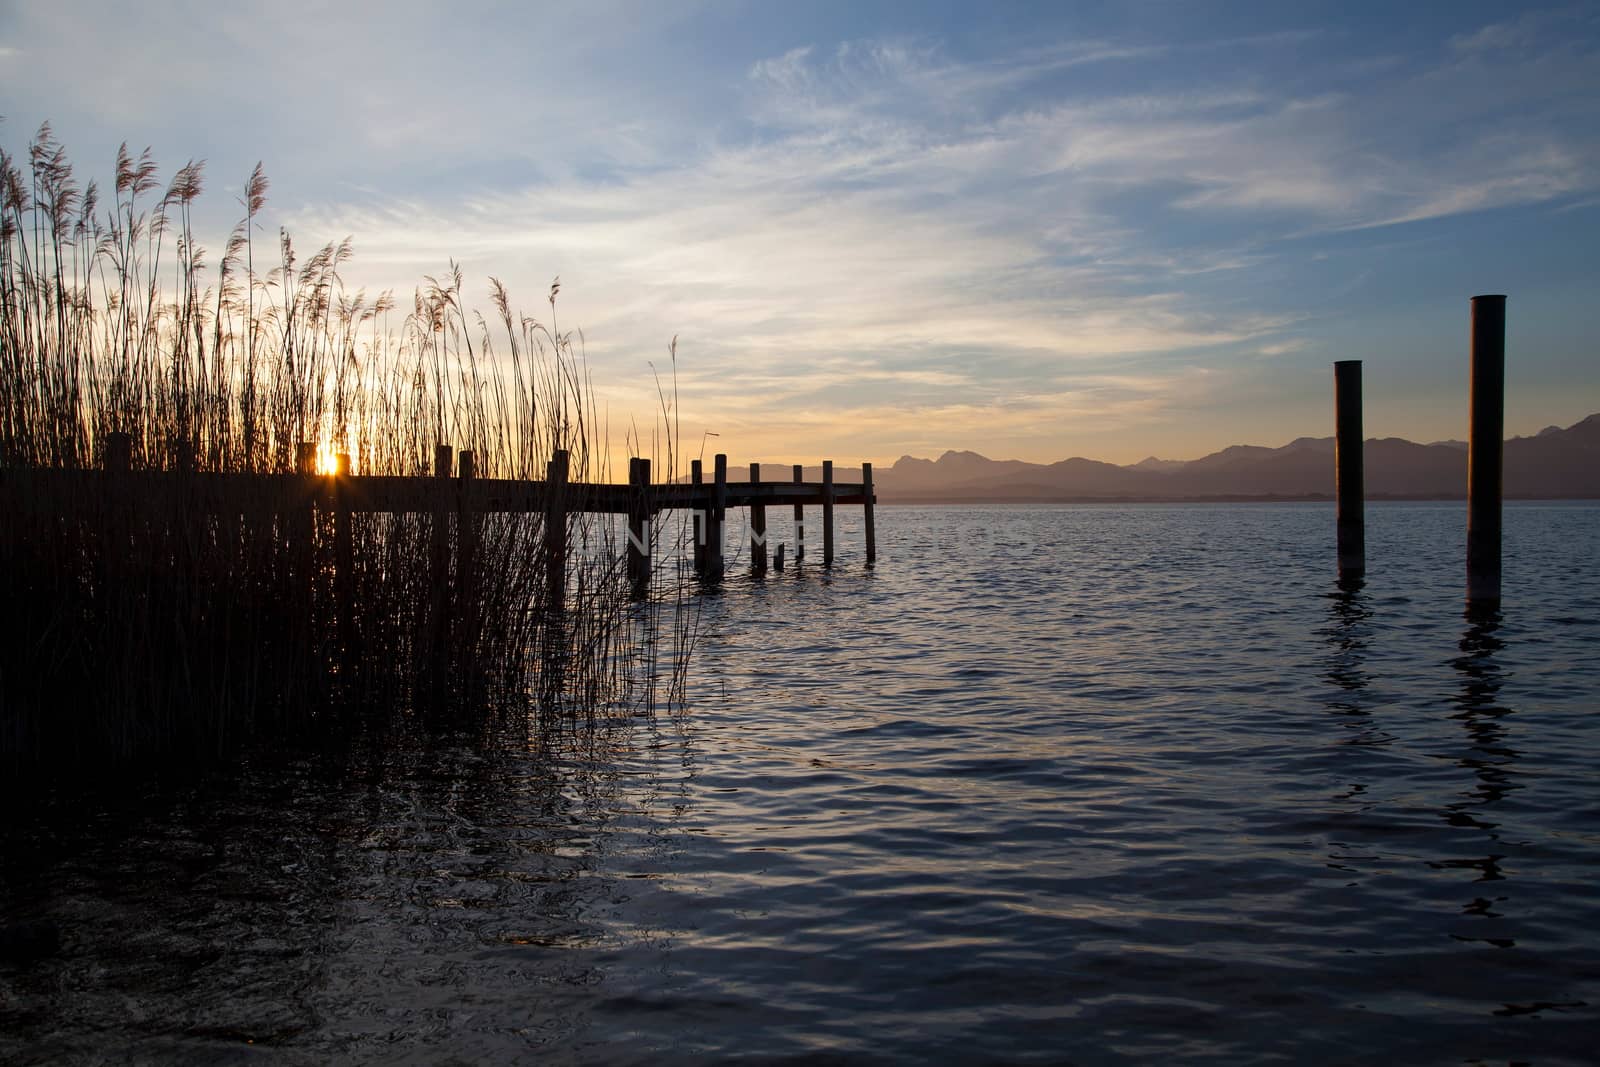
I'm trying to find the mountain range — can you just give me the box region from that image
[747,413,1600,502]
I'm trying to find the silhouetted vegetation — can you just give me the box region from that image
[0,124,695,789]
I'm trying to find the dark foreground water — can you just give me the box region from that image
[3,502,1599,1064]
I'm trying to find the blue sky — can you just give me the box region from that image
[2,1,1596,464]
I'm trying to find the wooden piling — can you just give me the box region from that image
[691,458,706,577]
[103,431,131,474]
[627,457,652,597]
[863,461,876,567]
[750,461,768,577]
[793,463,805,563]
[334,452,354,663]
[707,453,727,580]
[546,449,569,609]
[1334,361,1364,581]
[292,441,318,678]
[1468,294,1506,605]
[822,460,835,568]
[100,433,131,610]
[431,444,454,656]
[775,543,786,572]
[456,450,477,634]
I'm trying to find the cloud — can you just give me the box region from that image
[4,4,1596,461]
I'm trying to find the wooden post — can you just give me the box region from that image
[431,444,453,657]
[334,452,354,664]
[1468,294,1506,606]
[457,450,477,636]
[691,458,706,577]
[793,463,805,563]
[627,457,652,598]
[104,431,131,473]
[100,432,132,620]
[639,457,653,593]
[545,449,569,609]
[775,543,786,572]
[1334,361,1364,582]
[863,461,876,567]
[627,457,643,588]
[822,459,835,568]
[750,461,768,577]
[291,441,318,679]
[707,453,727,580]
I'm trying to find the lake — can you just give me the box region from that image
[3,502,1598,1063]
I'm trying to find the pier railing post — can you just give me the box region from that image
[545,449,569,610]
[707,453,727,581]
[1334,361,1364,582]
[822,460,835,568]
[1468,294,1506,606]
[690,458,706,577]
[863,461,876,567]
[792,463,805,563]
[750,461,768,577]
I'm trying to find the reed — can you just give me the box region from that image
[0,124,697,788]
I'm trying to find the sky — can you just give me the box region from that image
[2,1,1597,466]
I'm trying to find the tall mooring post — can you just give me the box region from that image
[1468,294,1506,606]
[792,463,805,563]
[1334,360,1364,582]
[749,462,768,577]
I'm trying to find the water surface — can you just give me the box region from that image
[3,502,1598,1063]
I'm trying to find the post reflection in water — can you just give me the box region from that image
[1319,576,1387,757]
[1441,604,1521,880]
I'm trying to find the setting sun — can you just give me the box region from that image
[315,444,342,476]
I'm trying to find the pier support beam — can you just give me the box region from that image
[103,432,131,474]
[335,452,354,664]
[627,457,652,598]
[707,453,727,581]
[750,462,768,577]
[1468,294,1506,606]
[430,444,454,662]
[822,460,835,568]
[691,459,706,577]
[863,461,876,567]
[792,464,805,563]
[545,449,569,609]
[1334,361,1364,582]
[456,450,476,636]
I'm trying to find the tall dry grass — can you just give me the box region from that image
[0,124,697,788]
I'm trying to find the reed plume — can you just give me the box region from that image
[0,125,696,788]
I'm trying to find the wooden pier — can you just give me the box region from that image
[3,447,877,608]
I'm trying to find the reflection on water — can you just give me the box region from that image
[4,503,1600,1063]
[1450,604,1519,817]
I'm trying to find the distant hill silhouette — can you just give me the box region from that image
[855,413,1600,502]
